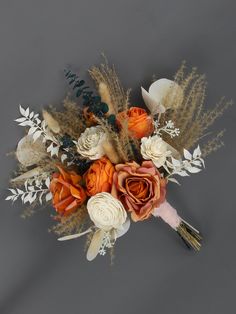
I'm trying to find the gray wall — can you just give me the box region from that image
[0,1,235,313]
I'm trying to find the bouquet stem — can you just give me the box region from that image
[176,221,202,251]
[153,201,202,251]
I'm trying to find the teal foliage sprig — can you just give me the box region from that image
[64,69,109,118]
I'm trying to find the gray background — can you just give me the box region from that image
[0,0,235,313]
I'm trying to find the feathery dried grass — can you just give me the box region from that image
[97,117,141,163]
[160,63,232,153]
[50,205,88,237]
[89,58,130,113]
[51,96,86,139]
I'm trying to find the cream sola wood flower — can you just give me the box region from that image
[141,135,180,168]
[141,135,172,168]
[58,192,130,261]
[76,125,121,163]
[141,78,183,114]
[76,125,107,160]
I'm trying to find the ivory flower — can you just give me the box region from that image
[141,135,172,168]
[76,126,107,160]
[87,192,127,231]
[141,78,183,114]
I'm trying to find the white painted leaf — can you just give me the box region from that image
[25,107,29,117]
[33,130,42,142]
[168,177,181,185]
[15,117,26,123]
[47,143,53,153]
[176,170,189,177]
[28,126,37,135]
[193,145,201,158]
[19,121,32,127]
[200,158,205,168]
[29,111,34,119]
[45,177,51,188]
[183,149,192,160]
[30,193,37,203]
[41,120,46,130]
[191,160,202,166]
[23,194,30,203]
[171,157,181,167]
[5,196,13,201]
[45,192,52,202]
[9,188,16,194]
[187,166,201,173]
[19,105,25,116]
[61,154,67,163]
[39,192,44,204]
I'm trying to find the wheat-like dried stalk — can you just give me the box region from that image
[51,96,86,139]
[89,58,130,113]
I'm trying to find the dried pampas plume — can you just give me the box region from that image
[160,63,233,153]
[89,58,130,113]
[42,110,61,134]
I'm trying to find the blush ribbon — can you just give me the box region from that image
[152,200,181,230]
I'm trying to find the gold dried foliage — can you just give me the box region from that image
[160,63,233,153]
[89,58,130,113]
[201,130,225,157]
[97,116,141,164]
[51,96,86,139]
[97,118,128,162]
[50,205,88,237]
[21,201,48,219]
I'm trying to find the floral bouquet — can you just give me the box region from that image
[6,60,231,261]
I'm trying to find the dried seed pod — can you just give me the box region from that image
[16,135,47,166]
[86,229,105,261]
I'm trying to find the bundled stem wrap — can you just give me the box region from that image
[153,201,202,251]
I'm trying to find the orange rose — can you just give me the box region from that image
[50,166,86,216]
[116,107,154,139]
[111,161,166,221]
[85,157,115,196]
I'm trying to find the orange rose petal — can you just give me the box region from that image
[70,172,82,185]
[57,165,71,182]
[64,199,80,215]
[55,195,75,213]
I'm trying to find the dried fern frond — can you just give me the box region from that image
[160,64,233,153]
[51,96,86,139]
[89,58,130,113]
[50,205,88,237]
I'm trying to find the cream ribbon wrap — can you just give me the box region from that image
[152,200,182,230]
